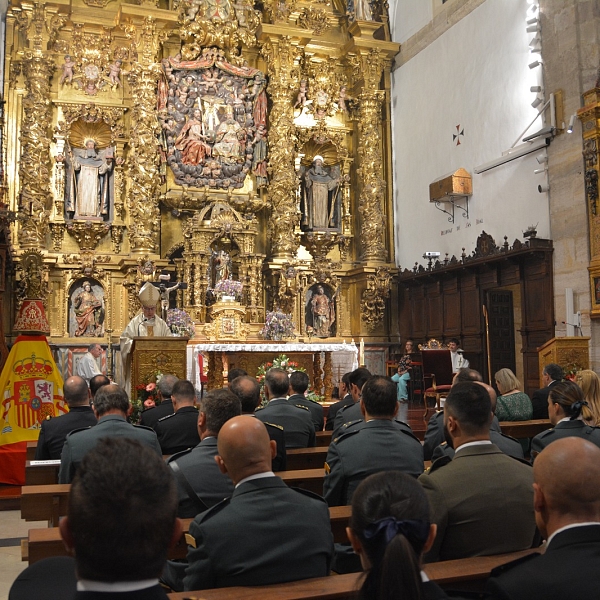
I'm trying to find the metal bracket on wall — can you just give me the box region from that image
[434,195,469,224]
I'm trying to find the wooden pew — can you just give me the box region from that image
[278,469,324,496]
[284,448,328,471]
[166,548,541,600]
[26,442,38,461]
[25,506,353,564]
[315,431,332,447]
[25,461,60,485]
[21,485,70,527]
[499,419,551,439]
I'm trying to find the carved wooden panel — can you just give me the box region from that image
[426,282,443,336]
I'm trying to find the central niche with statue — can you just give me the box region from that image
[158,50,267,190]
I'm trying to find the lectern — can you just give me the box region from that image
[130,337,188,391]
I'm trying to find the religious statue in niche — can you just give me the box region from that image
[305,284,336,338]
[158,49,267,190]
[299,156,342,231]
[278,265,298,314]
[69,279,105,337]
[60,122,115,221]
[212,249,232,285]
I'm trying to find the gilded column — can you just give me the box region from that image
[124,17,164,254]
[261,37,301,260]
[353,49,387,261]
[14,4,66,248]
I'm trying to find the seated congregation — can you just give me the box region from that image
[10,361,600,600]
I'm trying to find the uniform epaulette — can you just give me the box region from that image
[264,421,283,431]
[195,497,231,525]
[158,412,176,422]
[511,455,533,467]
[293,404,310,412]
[395,419,411,428]
[399,428,421,443]
[536,427,555,439]
[333,428,361,445]
[427,454,452,473]
[167,447,193,463]
[304,396,321,405]
[497,431,520,443]
[340,419,362,431]
[133,423,155,432]
[255,406,266,412]
[65,425,93,438]
[489,551,541,577]
[339,403,354,413]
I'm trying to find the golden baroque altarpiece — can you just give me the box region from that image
[1,0,400,374]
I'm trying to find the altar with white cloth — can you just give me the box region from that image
[186,342,359,397]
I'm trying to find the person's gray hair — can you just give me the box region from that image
[158,374,179,397]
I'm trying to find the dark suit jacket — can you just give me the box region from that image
[531,419,600,458]
[59,415,162,483]
[325,394,353,430]
[530,379,561,420]
[74,586,169,600]
[423,410,501,461]
[485,525,600,600]
[140,399,174,429]
[324,419,424,506]
[332,400,361,433]
[35,406,97,460]
[255,398,315,448]
[431,430,524,461]
[8,556,77,600]
[419,444,537,562]
[289,393,324,432]
[154,406,200,455]
[183,476,333,590]
[168,437,234,518]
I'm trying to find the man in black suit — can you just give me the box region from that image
[167,388,240,518]
[530,363,563,420]
[230,375,286,471]
[140,374,179,429]
[155,380,200,455]
[184,416,333,590]
[255,368,315,448]
[288,370,323,432]
[325,372,352,430]
[35,376,97,460]
[485,437,600,600]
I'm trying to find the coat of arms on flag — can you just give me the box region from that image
[0,336,65,445]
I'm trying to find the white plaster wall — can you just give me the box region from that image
[389,0,432,44]
[391,0,551,268]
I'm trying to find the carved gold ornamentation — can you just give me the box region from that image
[66,221,111,251]
[313,351,323,395]
[17,37,57,248]
[360,267,391,331]
[16,250,48,306]
[350,49,388,260]
[62,251,111,281]
[261,37,302,259]
[264,0,297,24]
[57,104,127,138]
[203,301,249,341]
[297,7,330,36]
[49,223,65,252]
[110,224,126,253]
[124,19,163,254]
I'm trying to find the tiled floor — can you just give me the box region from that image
[0,511,46,600]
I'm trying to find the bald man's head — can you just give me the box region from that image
[533,437,600,538]
[476,381,497,412]
[216,416,276,484]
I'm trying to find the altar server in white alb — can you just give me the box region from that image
[120,282,172,393]
[76,343,103,385]
[448,338,469,373]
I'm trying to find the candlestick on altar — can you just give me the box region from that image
[359,338,365,367]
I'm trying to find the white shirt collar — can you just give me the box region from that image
[545,522,600,548]
[235,471,275,488]
[77,579,158,592]
[454,440,493,454]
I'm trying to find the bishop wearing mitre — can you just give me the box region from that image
[120,282,172,394]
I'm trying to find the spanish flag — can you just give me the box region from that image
[0,335,65,445]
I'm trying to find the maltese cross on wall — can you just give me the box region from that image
[453,125,464,146]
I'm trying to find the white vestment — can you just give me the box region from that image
[451,351,470,373]
[76,352,102,384]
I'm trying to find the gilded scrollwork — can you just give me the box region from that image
[15,250,48,305]
[297,7,330,36]
[350,49,388,260]
[261,37,302,259]
[360,267,391,331]
[66,221,111,251]
[49,223,65,252]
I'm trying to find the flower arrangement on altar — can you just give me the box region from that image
[256,354,324,406]
[563,361,585,381]
[166,308,195,337]
[260,310,295,341]
[213,278,243,301]
[131,371,163,424]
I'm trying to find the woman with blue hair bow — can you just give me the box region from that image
[347,471,449,600]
